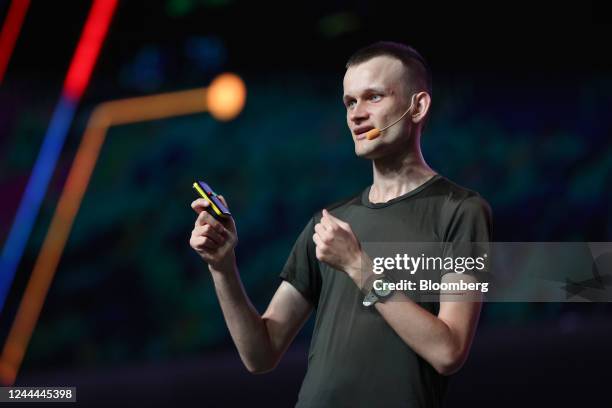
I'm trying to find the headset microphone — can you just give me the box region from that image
[363,95,417,140]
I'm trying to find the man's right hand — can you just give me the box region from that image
[190,195,238,271]
[189,198,314,374]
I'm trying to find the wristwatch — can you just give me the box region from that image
[362,275,393,307]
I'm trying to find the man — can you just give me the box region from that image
[190,41,492,407]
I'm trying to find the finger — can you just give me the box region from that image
[217,195,229,208]
[192,198,211,213]
[315,220,330,232]
[312,232,323,247]
[321,209,337,225]
[314,223,331,240]
[322,208,339,224]
[322,208,349,229]
[195,224,226,245]
[192,235,220,250]
[320,215,336,231]
[195,209,224,231]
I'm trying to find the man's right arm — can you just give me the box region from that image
[190,197,313,373]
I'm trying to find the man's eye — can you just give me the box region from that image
[369,95,382,102]
[347,101,356,109]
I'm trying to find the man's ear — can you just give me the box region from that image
[411,91,431,125]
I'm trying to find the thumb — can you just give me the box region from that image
[323,208,348,228]
[217,194,229,208]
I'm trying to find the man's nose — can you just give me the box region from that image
[349,101,369,123]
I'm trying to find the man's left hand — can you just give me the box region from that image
[313,209,362,279]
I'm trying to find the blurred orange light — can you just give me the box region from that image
[206,73,246,121]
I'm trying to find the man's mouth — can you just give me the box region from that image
[353,126,375,140]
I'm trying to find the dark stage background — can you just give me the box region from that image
[1,1,611,406]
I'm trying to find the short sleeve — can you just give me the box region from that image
[279,217,322,307]
[442,194,493,278]
[444,194,493,244]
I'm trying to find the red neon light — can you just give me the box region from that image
[63,0,118,101]
[0,0,31,84]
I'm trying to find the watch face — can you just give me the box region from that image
[374,278,393,298]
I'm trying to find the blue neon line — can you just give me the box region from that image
[0,96,76,313]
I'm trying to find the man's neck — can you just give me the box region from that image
[369,139,436,204]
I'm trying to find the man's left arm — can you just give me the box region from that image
[371,275,482,376]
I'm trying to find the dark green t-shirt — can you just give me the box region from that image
[280,174,493,408]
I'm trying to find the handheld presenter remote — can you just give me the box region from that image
[192,181,231,221]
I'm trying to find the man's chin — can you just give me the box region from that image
[355,146,382,160]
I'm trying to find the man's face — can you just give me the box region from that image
[343,56,411,159]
